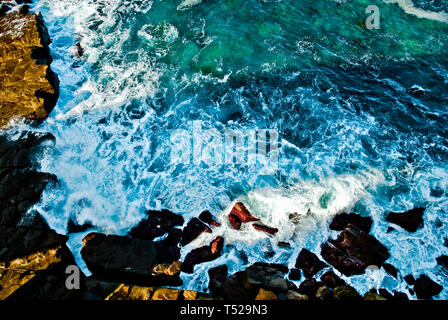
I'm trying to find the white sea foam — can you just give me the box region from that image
[177,0,203,11]
[27,0,448,298]
[385,0,448,23]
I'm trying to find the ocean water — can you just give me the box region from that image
[17,0,448,297]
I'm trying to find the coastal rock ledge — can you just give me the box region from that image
[0,9,59,127]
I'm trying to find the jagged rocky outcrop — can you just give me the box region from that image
[0,9,59,127]
[295,248,327,279]
[386,208,425,232]
[0,132,81,300]
[321,224,390,276]
[81,232,183,286]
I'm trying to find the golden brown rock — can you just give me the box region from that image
[0,245,65,299]
[183,290,198,300]
[152,261,182,276]
[255,288,278,300]
[151,288,181,300]
[0,12,58,127]
[105,284,154,300]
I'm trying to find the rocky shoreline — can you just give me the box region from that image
[0,1,446,301]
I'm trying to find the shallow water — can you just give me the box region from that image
[15,0,448,297]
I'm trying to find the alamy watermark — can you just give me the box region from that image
[170,121,279,170]
[366,5,380,30]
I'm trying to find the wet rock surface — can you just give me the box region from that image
[0,131,80,300]
[0,11,59,127]
[181,217,212,246]
[413,275,443,299]
[295,248,327,278]
[386,208,425,232]
[321,225,390,276]
[129,209,184,240]
[329,212,373,233]
[181,236,224,273]
[81,232,182,286]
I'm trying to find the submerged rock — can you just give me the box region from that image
[252,222,278,235]
[181,236,224,273]
[295,248,327,279]
[129,209,184,240]
[321,225,390,276]
[386,207,425,232]
[0,12,59,127]
[180,217,212,246]
[414,275,443,299]
[329,212,373,233]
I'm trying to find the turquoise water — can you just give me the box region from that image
[19,0,448,297]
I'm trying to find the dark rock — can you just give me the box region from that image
[386,207,425,232]
[129,209,184,240]
[333,285,361,301]
[414,275,443,299]
[228,213,242,230]
[223,270,257,300]
[154,228,181,263]
[298,278,322,298]
[67,217,93,233]
[295,248,327,278]
[329,212,373,233]
[383,263,398,278]
[378,288,394,300]
[252,223,278,235]
[288,212,301,224]
[394,291,409,300]
[277,241,290,248]
[251,262,289,274]
[74,41,84,57]
[315,286,332,300]
[404,274,415,286]
[181,236,224,273]
[199,210,220,227]
[321,225,390,276]
[436,255,448,270]
[223,262,288,300]
[81,232,181,286]
[288,268,301,281]
[208,264,228,297]
[181,217,212,246]
[320,271,345,288]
